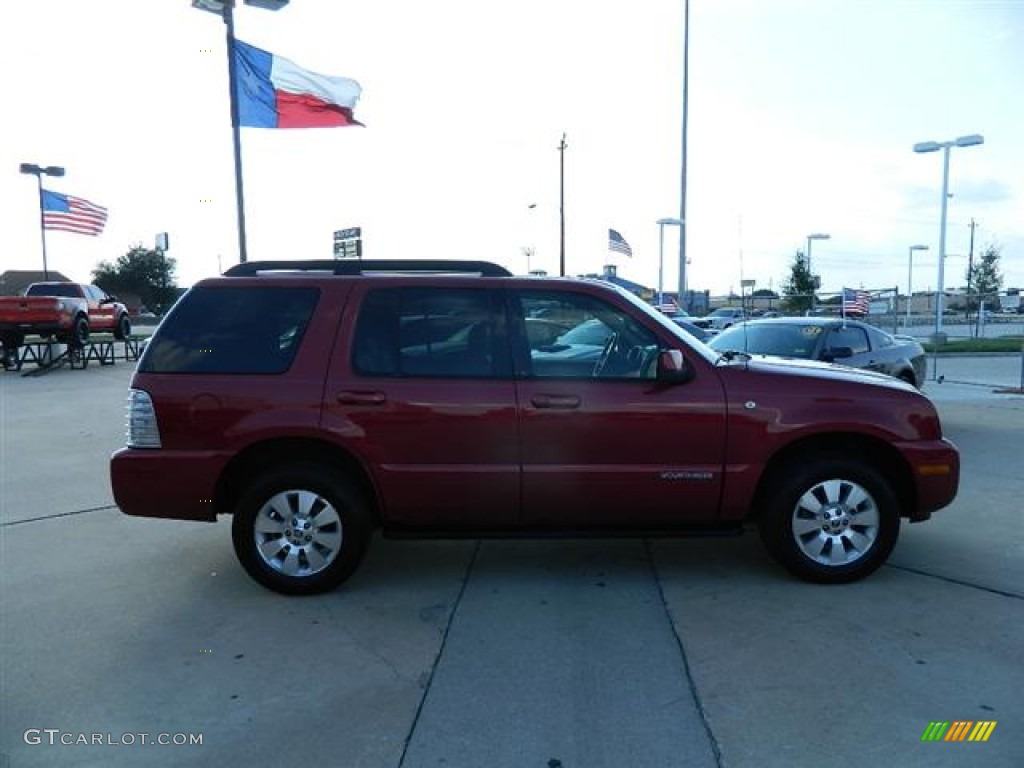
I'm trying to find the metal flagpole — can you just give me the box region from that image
[223,0,249,263]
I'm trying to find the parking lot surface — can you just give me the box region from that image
[2,355,1022,767]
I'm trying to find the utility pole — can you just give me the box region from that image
[558,133,568,277]
[966,217,977,336]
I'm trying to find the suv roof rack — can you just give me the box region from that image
[222,260,513,277]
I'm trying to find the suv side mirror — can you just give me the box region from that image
[821,346,853,362]
[656,349,693,384]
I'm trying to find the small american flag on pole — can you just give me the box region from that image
[608,228,632,258]
[841,287,870,316]
[42,191,108,236]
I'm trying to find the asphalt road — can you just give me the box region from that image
[1,353,1022,767]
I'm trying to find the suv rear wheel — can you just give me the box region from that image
[758,458,900,583]
[231,464,372,595]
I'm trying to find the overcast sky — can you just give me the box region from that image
[2,0,1021,298]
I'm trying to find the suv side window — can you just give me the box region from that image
[139,285,319,374]
[827,325,870,355]
[515,291,660,379]
[352,287,506,379]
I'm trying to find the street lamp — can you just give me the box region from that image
[522,203,539,275]
[805,233,830,282]
[657,217,684,307]
[913,133,984,339]
[193,0,290,263]
[906,244,929,327]
[20,162,66,280]
[804,233,829,311]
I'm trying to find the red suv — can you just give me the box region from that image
[109,260,960,594]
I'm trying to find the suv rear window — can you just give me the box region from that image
[139,285,319,374]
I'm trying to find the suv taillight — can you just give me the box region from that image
[126,389,162,448]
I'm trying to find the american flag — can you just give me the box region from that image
[41,191,108,236]
[608,228,632,258]
[841,287,870,315]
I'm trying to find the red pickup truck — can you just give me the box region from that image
[0,282,131,352]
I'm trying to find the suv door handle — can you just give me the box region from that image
[336,391,386,406]
[530,394,580,409]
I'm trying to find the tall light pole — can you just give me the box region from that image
[525,203,538,275]
[657,217,684,307]
[558,133,568,277]
[805,233,829,310]
[906,244,929,327]
[192,0,290,263]
[805,233,830,282]
[913,133,984,339]
[19,162,66,280]
[677,0,690,304]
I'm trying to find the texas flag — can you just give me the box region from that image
[232,39,363,129]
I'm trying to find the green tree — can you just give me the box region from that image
[93,245,179,314]
[781,250,816,313]
[965,243,1003,311]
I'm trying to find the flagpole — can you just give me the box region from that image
[223,0,249,263]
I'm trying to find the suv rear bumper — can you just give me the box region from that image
[110,448,226,522]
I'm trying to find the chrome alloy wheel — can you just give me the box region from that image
[253,490,343,577]
[790,478,880,567]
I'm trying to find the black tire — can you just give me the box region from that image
[114,314,131,341]
[60,315,89,348]
[758,458,900,584]
[231,463,372,595]
[1,332,23,351]
[1,332,22,369]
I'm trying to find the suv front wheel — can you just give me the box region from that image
[758,458,900,584]
[231,464,372,595]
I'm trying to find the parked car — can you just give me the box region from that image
[693,306,747,331]
[708,317,928,388]
[669,317,712,343]
[110,259,959,595]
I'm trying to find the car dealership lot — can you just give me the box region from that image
[2,361,1022,767]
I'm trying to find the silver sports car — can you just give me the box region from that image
[708,317,927,388]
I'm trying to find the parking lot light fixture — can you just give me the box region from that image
[805,233,830,279]
[913,134,985,338]
[20,162,66,280]
[805,233,830,310]
[657,218,684,307]
[907,244,929,327]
